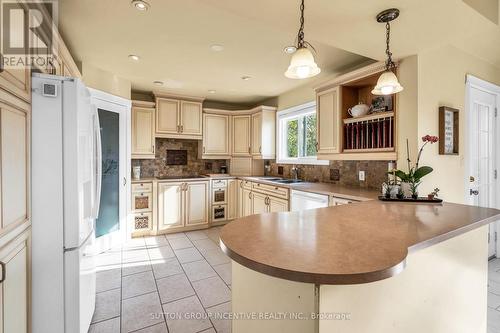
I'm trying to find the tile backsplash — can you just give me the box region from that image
[133,138,227,178]
[266,160,390,189]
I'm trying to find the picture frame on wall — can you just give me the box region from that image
[439,106,459,155]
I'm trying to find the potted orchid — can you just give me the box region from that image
[390,135,439,199]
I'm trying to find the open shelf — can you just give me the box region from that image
[343,111,394,124]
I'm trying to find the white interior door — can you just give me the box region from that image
[467,80,499,258]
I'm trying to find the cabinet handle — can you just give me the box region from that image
[248,192,252,199]
[0,53,3,73]
[203,147,206,153]
[0,261,5,283]
[248,147,251,154]
[177,125,180,133]
[180,125,184,133]
[152,145,155,153]
[259,146,262,153]
[315,141,319,152]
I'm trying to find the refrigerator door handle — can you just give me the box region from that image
[92,105,102,220]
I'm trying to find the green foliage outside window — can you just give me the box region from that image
[284,113,317,158]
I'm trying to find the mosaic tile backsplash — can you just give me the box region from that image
[266,160,390,189]
[133,138,227,178]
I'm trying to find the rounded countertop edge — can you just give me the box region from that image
[219,238,407,285]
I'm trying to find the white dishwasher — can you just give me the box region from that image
[290,190,329,212]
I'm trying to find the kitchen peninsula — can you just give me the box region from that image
[220,201,500,333]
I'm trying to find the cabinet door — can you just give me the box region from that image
[158,182,184,230]
[232,115,251,156]
[251,112,262,156]
[227,179,238,220]
[180,101,202,137]
[1,104,29,234]
[0,230,30,333]
[202,114,230,156]
[185,182,209,226]
[156,98,180,134]
[269,197,289,213]
[131,192,153,213]
[252,192,268,215]
[242,188,253,217]
[132,106,155,158]
[317,86,341,154]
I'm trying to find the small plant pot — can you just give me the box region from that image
[385,193,391,199]
[411,193,418,200]
[427,194,435,200]
[396,193,404,199]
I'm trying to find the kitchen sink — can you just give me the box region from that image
[271,179,304,184]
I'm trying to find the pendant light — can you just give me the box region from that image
[284,0,321,79]
[372,8,404,95]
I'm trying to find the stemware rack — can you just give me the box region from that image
[343,112,394,152]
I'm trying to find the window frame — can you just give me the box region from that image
[276,101,329,165]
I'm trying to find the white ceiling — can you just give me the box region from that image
[58,0,500,104]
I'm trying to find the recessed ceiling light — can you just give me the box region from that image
[153,81,164,86]
[241,76,252,81]
[131,0,150,11]
[208,90,216,94]
[283,46,297,54]
[128,54,140,61]
[210,44,224,52]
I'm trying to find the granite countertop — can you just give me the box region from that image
[131,174,235,183]
[239,176,379,201]
[220,201,500,285]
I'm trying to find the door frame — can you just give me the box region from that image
[89,88,131,253]
[465,74,500,257]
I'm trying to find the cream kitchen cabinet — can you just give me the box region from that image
[252,192,268,215]
[268,197,289,213]
[201,113,230,158]
[158,180,209,232]
[232,115,251,156]
[155,95,204,139]
[132,101,156,159]
[227,179,238,220]
[0,228,30,333]
[241,187,253,217]
[131,181,155,236]
[316,86,341,156]
[251,107,276,159]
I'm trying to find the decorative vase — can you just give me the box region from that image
[400,182,412,197]
[133,166,141,180]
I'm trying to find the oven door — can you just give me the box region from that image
[212,188,227,205]
[212,205,227,222]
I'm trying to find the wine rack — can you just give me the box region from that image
[343,112,394,152]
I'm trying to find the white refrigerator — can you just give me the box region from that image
[31,73,101,333]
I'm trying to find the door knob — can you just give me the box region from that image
[470,189,479,196]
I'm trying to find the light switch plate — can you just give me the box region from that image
[359,170,366,181]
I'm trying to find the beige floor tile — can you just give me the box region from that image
[148,246,175,261]
[88,317,120,333]
[192,239,219,253]
[121,292,163,332]
[192,276,231,308]
[489,292,500,309]
[132,322,168,333]
[213,263,231,285]
[206,301,232,333]
[92,288,121,323]
[202,249,230,266]
[122,261,152,277]
[185,230,209,241]
[166,232,186,240]
[96,267,121,293]
[199,329,216,333]
[174,247,203,264]
[488,307,500,332]
[122,248,150,264]
[96,251,122,268]
[122,271,157,299]
[145,236,169,248]
[182,260,217,282]
[151,258,184,280]
[168,237,194,250]
[489,259,500,272]
[163,296,212,333]
[123,237,147,250]
[157,273,195,304]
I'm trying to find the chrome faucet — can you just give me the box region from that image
[291,165,300,180]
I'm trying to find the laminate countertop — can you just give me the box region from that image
[220,201,500,285]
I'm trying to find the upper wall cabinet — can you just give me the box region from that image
[314,62,398,161]
[132,100,156,159]
[201,112,230,159]
[251,106,276,159]
[155,94,204,140]
[232,115,251,156]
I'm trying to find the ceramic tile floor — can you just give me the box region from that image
[89,226,231,333]
[489,258,500,333]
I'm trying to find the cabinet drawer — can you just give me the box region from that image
[241,180,252,190]
[211,179,227,188]
[132,182,153,193]
[132,212,152,231]
[132,192,153,212]
[252,182,289,200]
[329,196,354,206]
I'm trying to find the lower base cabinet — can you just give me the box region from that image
[252,192,268,215]
[241,188,253,217]
[158,181,209,232]
[268,197,289,212]
[0,228,30,333]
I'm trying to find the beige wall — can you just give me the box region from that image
[416,45,500,203]
[82,63,132,99]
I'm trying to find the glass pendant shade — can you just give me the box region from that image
[285,47,321,79]
[371,70,403,95]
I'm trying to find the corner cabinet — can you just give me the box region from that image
[251,107,276,159]
[158,180,209,232]
[201,113,230,159]
[131,101,155,159]
[155,94,204,140]
[314,61,398,160]
[232,115,251,156]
